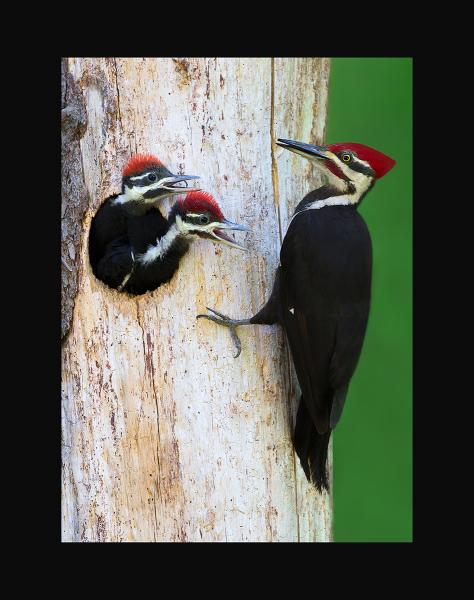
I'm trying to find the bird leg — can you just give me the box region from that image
[196,307,252,358]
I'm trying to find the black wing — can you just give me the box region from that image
[95,236,134,290]
[279,207,372,433]
[89,196,128,271]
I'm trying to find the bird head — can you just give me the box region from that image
[171,191,250,250]
[120,154,200,204]
[277,139,396,203]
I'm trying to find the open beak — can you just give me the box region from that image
[159,174,201,194]
[202,219,251,251]
[276,138,335,162]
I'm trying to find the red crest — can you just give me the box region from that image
[179,191,224,221]
[123,154,162,178]
[327,143,396,179]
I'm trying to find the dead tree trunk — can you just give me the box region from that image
[61,57,332,542]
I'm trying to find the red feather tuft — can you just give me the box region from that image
[123,154,162,178]
[327,142,396,179]
[179,191,224,221]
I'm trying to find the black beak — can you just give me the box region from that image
[209,219,251,251]
[160,174,201,193]
[276,138,332,160]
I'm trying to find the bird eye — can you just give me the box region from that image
[147,173,157,182]
[341,153,352,163]
[199,215,209,224]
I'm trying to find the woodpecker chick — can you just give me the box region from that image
[198,139,395,492]
[119,154,200,206]
[116,190,250,295]
[89,153,200,288]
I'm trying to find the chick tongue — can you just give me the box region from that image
[213,229,235,244]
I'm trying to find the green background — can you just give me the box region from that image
[326,58,412,542]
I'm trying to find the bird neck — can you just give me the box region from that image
[112,193,156,216]
[137,222,188,265]
[294,180,374,214]
[137,215,191,266]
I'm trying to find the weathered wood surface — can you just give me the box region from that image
[61,58,89,340]
[61,57,332,542]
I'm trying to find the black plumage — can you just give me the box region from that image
[89,197,169,292]
[247,189,372,490]
[95,235,134,291]
[124,237,190,296]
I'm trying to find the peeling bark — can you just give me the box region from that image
[61,57,332,542]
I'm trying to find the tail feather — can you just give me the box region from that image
[293,397,331,493]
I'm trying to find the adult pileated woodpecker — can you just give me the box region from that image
[198,139,395,492]
[97,190,249,295]
[89,153,200,288]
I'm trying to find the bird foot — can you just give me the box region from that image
[196,307,250,358]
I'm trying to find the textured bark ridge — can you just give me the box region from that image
[61,57,332,542]
[61,58,89,341]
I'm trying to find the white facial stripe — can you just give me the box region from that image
[197,222,220,234]
[129,171,155,182]
[138,178,169,193]
[176,214,192,234]
[342,167,372,201]
[175,215,244,249]
[112,186,156,205]
[113,176,177,205]
[183,216,221,234]
[308,154,374,201]
[138,224,181,264]
[175,214,220,238]
[336,158,371,182]
[337,161,357,180]
[352,156,370,168]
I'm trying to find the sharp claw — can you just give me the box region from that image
[197,307,243,358]
[196,314,225,325]
[230,329,242,358]
[205,306,230,320]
